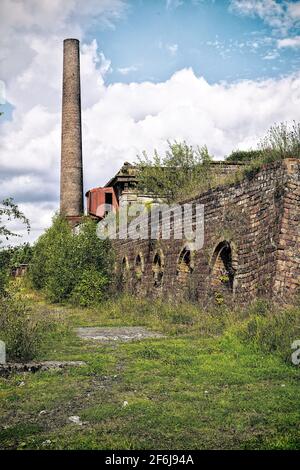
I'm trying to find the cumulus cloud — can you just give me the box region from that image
[288,1,300,19]
[0,0,126,82]
[229,0,300,34]
[278,36,300,48]
[82,68,300,197]
[0,81,5,104]
[0,0,126,245]
[1,0,300,246]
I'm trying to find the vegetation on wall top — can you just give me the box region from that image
[136,141,214,203]
[136,121,300,203]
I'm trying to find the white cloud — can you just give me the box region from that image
[0,0,126,82]
[166,0,183,10]
[159,41,179,56]
[166,44,179,56]
[0,0,126,244]
[1,1,300,245]
[0,80,5,104]
[117,65,138,75]
[278,36,300,48]
[263,50,279,59]
[2,52,300,243]
[288,1,300,19]
[82,69,300,190]
[229,0,300,33]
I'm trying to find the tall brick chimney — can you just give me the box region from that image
[60,38,83,222]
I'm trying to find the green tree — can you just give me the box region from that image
[9,243,33,268]
[0,198,30,245]
[30,215,114,304]
[0,199,30,295]
[136,141,214,203]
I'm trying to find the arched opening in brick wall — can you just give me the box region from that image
[152,251,164,288]
[134,253,144,281]
[211,241,236,292]
[176,247,194,283]
[121,256,130,283]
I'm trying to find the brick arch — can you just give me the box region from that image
[210,240,237,293]
[134,252,145,280]
[121,256,130,283]
[152,249,164,288]
[176,244,194,282]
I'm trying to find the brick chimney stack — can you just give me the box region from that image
[60,38,83,222]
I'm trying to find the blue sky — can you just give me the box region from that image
[87,0,300,84]
[1,0,300,119]
[0,0,300,242]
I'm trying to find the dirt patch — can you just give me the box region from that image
[76,327,165,342]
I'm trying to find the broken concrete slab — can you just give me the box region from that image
[76,326,164,343]
[0,361,86,378]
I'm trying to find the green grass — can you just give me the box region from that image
[0,290,300,450]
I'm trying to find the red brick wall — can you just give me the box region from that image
[113,159,300,303]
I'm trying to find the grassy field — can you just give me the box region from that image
[1,289,300,450]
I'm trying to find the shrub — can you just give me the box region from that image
[136,141,214,203]
[29,215,114,305]
[9,243,33,268]
[226,149,263,162]
[235,305,300,363]
[70,268,109,307]
[0,295,44,362]
[259,121,300,161]
[228,121,300,182]
[0,244,33,296]
[0,248,14,296]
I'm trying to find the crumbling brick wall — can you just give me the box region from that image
[113,159,300,303]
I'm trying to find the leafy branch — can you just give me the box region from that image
[0,198,30,243]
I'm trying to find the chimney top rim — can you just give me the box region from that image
[64,38,80,43]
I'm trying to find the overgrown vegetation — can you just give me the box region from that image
[0,293,42,362]
[226,149,263,162]
[0,199,38,362]
[70,294,299,365]
[0,198,30,245]
[29,215,114,306]
[1,290,300,450]
[136,141,214,203]
[0,198,30,295]
[259,121,300,161]
[136,121,300,203]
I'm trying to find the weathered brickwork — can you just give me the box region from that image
[60,38,84,219]
[113,159,300,303]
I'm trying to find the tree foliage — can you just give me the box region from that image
[9,243,33,267]
[0,198,30,245]
[29,215,114,304]
[0,199,30,295]
[136,141,214,203]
